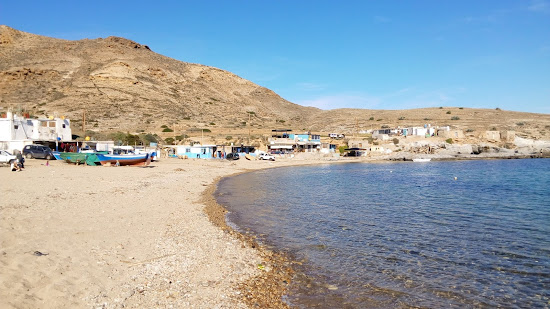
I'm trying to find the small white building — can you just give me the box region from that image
[0,111,72,152]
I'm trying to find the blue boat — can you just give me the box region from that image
[95,153,150,166]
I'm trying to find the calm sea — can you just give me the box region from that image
[215,159,550,308]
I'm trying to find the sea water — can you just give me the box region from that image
[215,159,550,308]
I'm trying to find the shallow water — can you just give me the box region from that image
[215,159,550,308]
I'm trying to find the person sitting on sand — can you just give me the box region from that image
[11,159,22,172]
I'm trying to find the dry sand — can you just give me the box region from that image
[0,156,330,308]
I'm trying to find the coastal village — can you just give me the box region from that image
[2,24,550,309]
[1,108,549,167]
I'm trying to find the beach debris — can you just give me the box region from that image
[33,251,48,256]
[454,176,458,180]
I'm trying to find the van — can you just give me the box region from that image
[22,145,54,160]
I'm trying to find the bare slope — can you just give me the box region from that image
[1,25,549,141]
[0,25,317,135]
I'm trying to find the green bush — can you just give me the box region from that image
[164,137,174,144]
[451,116,460,120]
[162,128,174,132]
[446,111,451,114]
[393,138,399,145]
[225,136,233,140]
[446,138,453,144]
[369,117,374,120]
[398,117,405,120]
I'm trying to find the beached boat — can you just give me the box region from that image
[412,158,431,162]
[95,153,151,166]
[56,151,109,166]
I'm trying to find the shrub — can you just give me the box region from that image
[459,107,464,109]
[162,128,174,132]
[247,111,256,115]
[209,122,215,125]
[445,138,453,144]
[377,119,383,121]
[369,117,374,120]
[451,116,460,120]
[446,111,451,114]
[225,136,233,140]
[393,138,399,145]
[496,107,501,111]
[398,117,405,120]
[466,129,474,132]
[439,107,443,109]
[516,122,525,126]
[381,125,389,129]
[161,125,168,128]
[183,117,191,120]
[338,145,347,154]
[164,137,174,144]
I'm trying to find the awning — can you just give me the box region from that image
[269,145,294,149]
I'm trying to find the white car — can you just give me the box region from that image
[0,150,17,164]
[258,153,275,161]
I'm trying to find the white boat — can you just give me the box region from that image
[412,158,431,162]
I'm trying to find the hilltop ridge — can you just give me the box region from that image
[1,25,549,144]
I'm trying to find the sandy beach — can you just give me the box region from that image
[0,156,330,308]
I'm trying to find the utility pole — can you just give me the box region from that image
[82,110,86,133]
[248,112,251,145]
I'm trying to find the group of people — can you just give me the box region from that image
[10,151,24,172]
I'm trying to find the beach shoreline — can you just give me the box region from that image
[1,154,547,308]
[0,156,332,309]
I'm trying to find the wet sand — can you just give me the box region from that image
[0,155,331,308]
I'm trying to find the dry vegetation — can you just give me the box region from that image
[1,25,549,145]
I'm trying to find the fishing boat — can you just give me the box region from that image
[56,151,109,165]
[412,158,431,162]
[95,153,151,166]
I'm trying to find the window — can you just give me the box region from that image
[14,125,18,129]
[62,124,66,128]
[186,148,191,153]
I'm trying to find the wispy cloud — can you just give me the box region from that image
[297,94,382,110]
[296,82,326,91]
[460,15,497,24]
[373,16,391,24]
[293,87,463,111]
[528,0,550,13]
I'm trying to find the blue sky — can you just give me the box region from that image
[1,1,549,113]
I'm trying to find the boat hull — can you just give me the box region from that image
[95,153,151,166]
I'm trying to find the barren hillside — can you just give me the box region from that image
[1,25,549,143]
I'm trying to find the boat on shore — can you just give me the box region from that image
[412,158,431,162]
[95,153,151,166]
[55,151,109,165]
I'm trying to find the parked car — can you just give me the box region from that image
[258,153,276,161]
[22,145,54,160]
[0,150,17,164]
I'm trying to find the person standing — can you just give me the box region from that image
[15,150,24,169]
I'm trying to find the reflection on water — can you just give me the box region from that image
[216,159,550,308]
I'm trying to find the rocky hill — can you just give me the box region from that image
[1,25,549,144]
